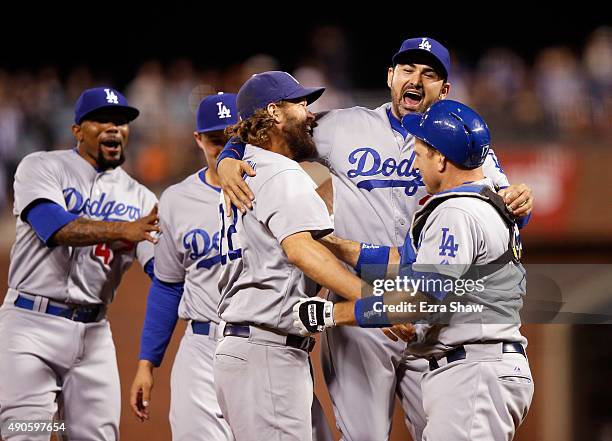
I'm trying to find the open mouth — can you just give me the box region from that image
[100,139,122,154]
[402,89,423,109]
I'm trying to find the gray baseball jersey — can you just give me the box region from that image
[154,168,223,323]
[409,178,527,357]
[1,148,156,441]
[8,149,157,305]
[161,167,332,441]
[218,145,333,334]
[408,179,533,441]
[312,103,510,441]
[153,168,232,440]
[313,103,509,245]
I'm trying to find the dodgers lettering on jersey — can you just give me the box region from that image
[347,148,423,196]
[154,169,224,323]
[311,104,509,247]
[7,149,157,306]
[217,145,333,334]
[183,229,220,268]
[63,187,142,220]
[409,178,526,356]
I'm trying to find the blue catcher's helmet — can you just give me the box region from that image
[402,100,490,169]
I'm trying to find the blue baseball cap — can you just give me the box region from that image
[237,71,325,120]
[74,87,139,124]
[196,92,238,133]
[392,37,451,79]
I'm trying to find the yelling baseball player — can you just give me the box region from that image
[129,93,238,440]
[215,38,533,440]
[292,100,534,441]
[0,87,159,441]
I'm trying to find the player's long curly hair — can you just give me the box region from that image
[224,103,288,146]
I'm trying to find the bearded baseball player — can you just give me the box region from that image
[214,71,383,441]
[293,100,534,441]
[216,38,533,440]
[0,87,159,441]
[129,93,237,440]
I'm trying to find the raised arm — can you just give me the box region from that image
[217,139,256,214]
[498,183,534,219]
[482,149,534,223]
[217,139,335,216]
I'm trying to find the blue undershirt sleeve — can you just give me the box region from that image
[25,200,79,247]
[138,277,184,367]
[216,137,246,167]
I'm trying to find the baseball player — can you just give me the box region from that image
[129,93,237,440]
[214,71,378,441]
[293,100,534,441]
[216,38,533,440]
[128,91,334,441]
[0,87,159,441]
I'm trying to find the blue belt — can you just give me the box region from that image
[14,295,103,323]
[191,321,211,335]
[429,341,526,371]
[223,323,315,352]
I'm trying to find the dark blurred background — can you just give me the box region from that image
[0,9,610,441]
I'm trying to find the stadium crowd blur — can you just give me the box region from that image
[0,26,609,211]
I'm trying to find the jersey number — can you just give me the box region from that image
[219,204,242,265]
[93,241,135,266]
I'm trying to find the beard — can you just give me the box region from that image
[282,117,317,161]
[391,89,407,118]
[97,148,126,169]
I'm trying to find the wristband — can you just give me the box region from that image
[354,295,392,328]
[355,243,390,282]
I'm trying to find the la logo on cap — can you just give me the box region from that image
[418,38,432,51]
[104,88,119,104]
[217,101,232,119]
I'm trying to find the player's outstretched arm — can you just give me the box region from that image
[335,290,431,325]
[334,296,420,343]
[282,231,363,301]
[292,289,425,340]
[318,235,401,280]
[317,234,362,267]
[52,205,160,246]
[130,360,154,422]
[484,150,533,219]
